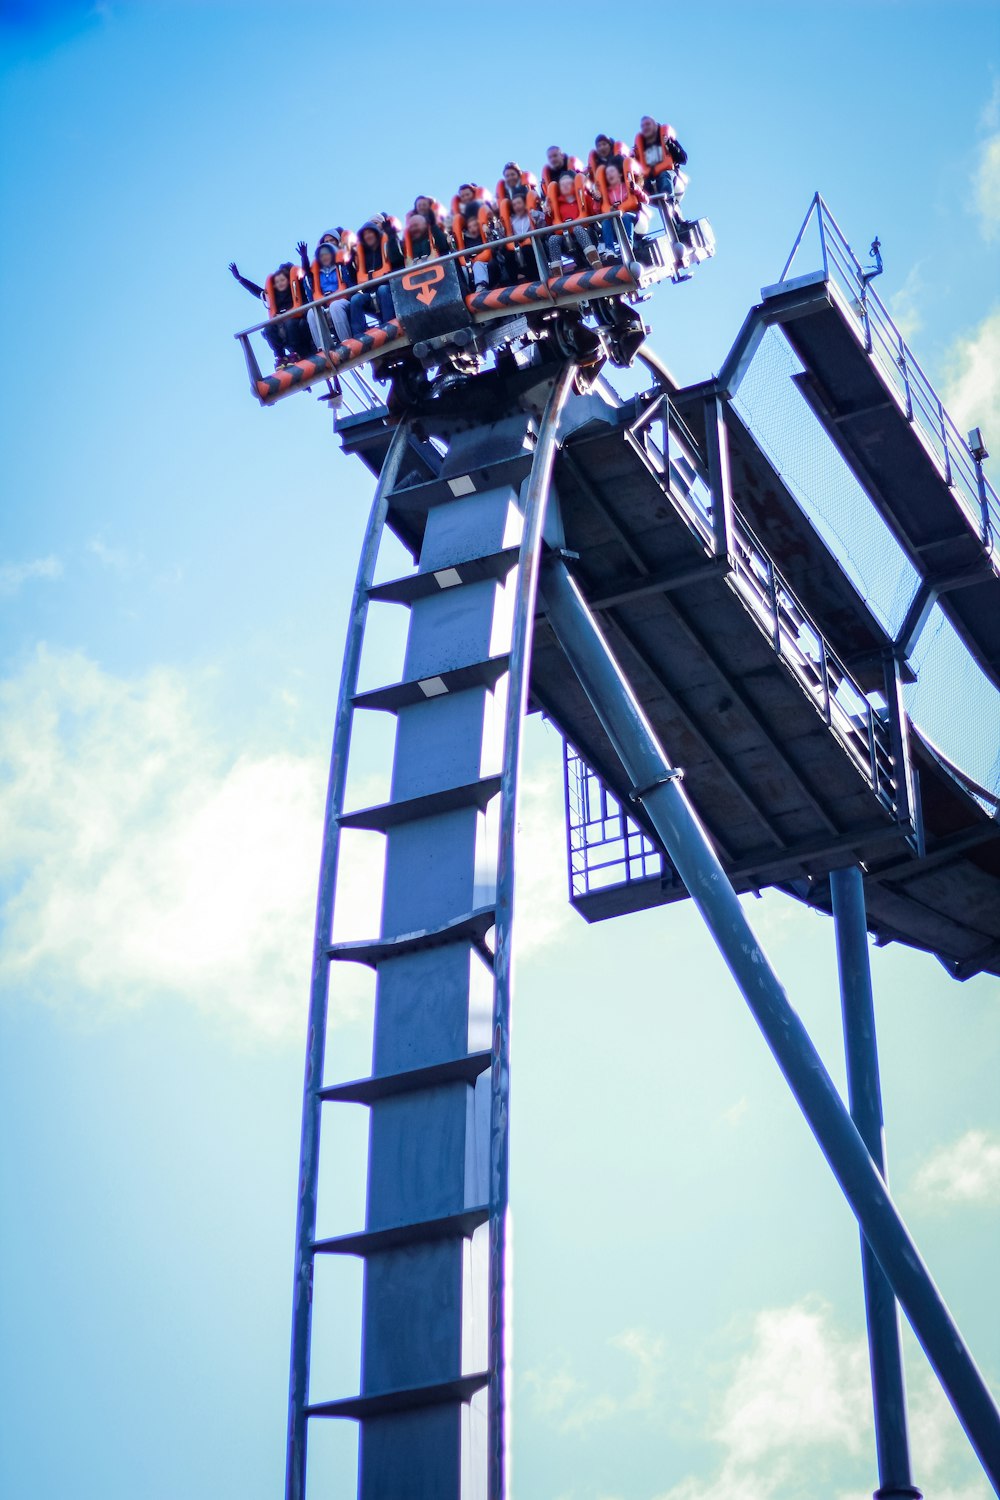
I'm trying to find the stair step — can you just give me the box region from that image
[368,548,520,604]
[319,1050,492,1104]
[338,775,502,832]
[313,1205,489,1257]
[307,1371,490,1421]
[327,905,496,969]
[353,655,509,713]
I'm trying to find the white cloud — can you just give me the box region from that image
[941,307,1000,469]
[521,1325,665,1434]
[651,1301,870,1500]
[913,1128,1000,1204]
[514,751,576,956]
[87,536,137,572]
[0,555,63,597]
[648,1300,995,1500]
[975,134,1000,239]
[889,261,926,343]
[716,1303,870,1464]
[0,647,328,1036]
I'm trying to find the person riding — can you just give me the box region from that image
[589,133,628,178]
[500,189,545,281]
[496,160,539,206]
[296,232,354,347]
[402,208,451,264]
[545,170,601,276]
[451,182,493,218]
[594,160,648,260]
[454,203,496,291]
[228,259,316,367]
[541,144,585,190]
[633,115,688,202]
[349,216,402,337]
[411,192,446,223]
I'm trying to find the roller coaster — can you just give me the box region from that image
[234,192,1000,1499]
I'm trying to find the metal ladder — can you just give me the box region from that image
[285,362,576,1500]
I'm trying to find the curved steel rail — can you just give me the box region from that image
[488,362,577,1498]
[285,420,414,1500]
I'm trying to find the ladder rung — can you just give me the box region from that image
[327,905,496,969]
[338,775,502,831]
[307,1371,490,1421]
[353,655,509,713]
[385,451,536,518]
[313,1205,489,1257]
[318,1050,492,1103]
[368,547,521,604]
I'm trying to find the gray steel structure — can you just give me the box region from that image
[272,203,1000,1497]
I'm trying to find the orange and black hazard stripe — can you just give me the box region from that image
[465,280,553,314]
[548,265,637,297]
[255,319,407,401]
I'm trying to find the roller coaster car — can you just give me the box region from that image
[243,210,715,407]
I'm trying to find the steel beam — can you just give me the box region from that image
[539,557,1000,1490]
[831,866,920,1500]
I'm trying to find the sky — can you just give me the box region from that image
[1,2,999,1497]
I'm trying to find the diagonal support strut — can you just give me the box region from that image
[539,556,1000,1491]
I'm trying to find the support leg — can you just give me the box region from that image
[539,557,1000,1490]
[831,866,920,1500]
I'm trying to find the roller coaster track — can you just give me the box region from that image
[286,362,575,1499]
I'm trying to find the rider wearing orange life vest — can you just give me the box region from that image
[545,171,601,275]
[634,116,687,201]
[228,259,316,367]
[349,216,403,337]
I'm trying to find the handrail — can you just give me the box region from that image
[233,209,644,340]
[777,195,999,555]
[624,391,900,816]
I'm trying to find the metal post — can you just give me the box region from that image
[831,866,921,1500]
[539,557,1000,1490]
[702,392,734,562]
[881,652,916,835]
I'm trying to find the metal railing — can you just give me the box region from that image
[624,393,900,815]
[564,743,671,901]
[780,193,999,557]
[232,201,685,393]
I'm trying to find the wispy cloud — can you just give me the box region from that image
[888,261,925,343]
[648,1300,993,1500]
[0,555,63,597]
[514,749,576,956]
[522,1326,665,1434]
[0,647,331,1037]
[913,1128,1000,1204]
[649,1300,870,1498]
[941,307,1000,467]
[975,134,1000,239]
[87,536,137,572]
[973,85,1000,240]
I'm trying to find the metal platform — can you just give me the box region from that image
[714,196,1000,690]
[528,385,1000,979]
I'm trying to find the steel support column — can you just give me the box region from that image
[830,865,920,1500]
[539,557,1000,1490]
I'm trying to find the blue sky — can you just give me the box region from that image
[1,3,999,1497]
